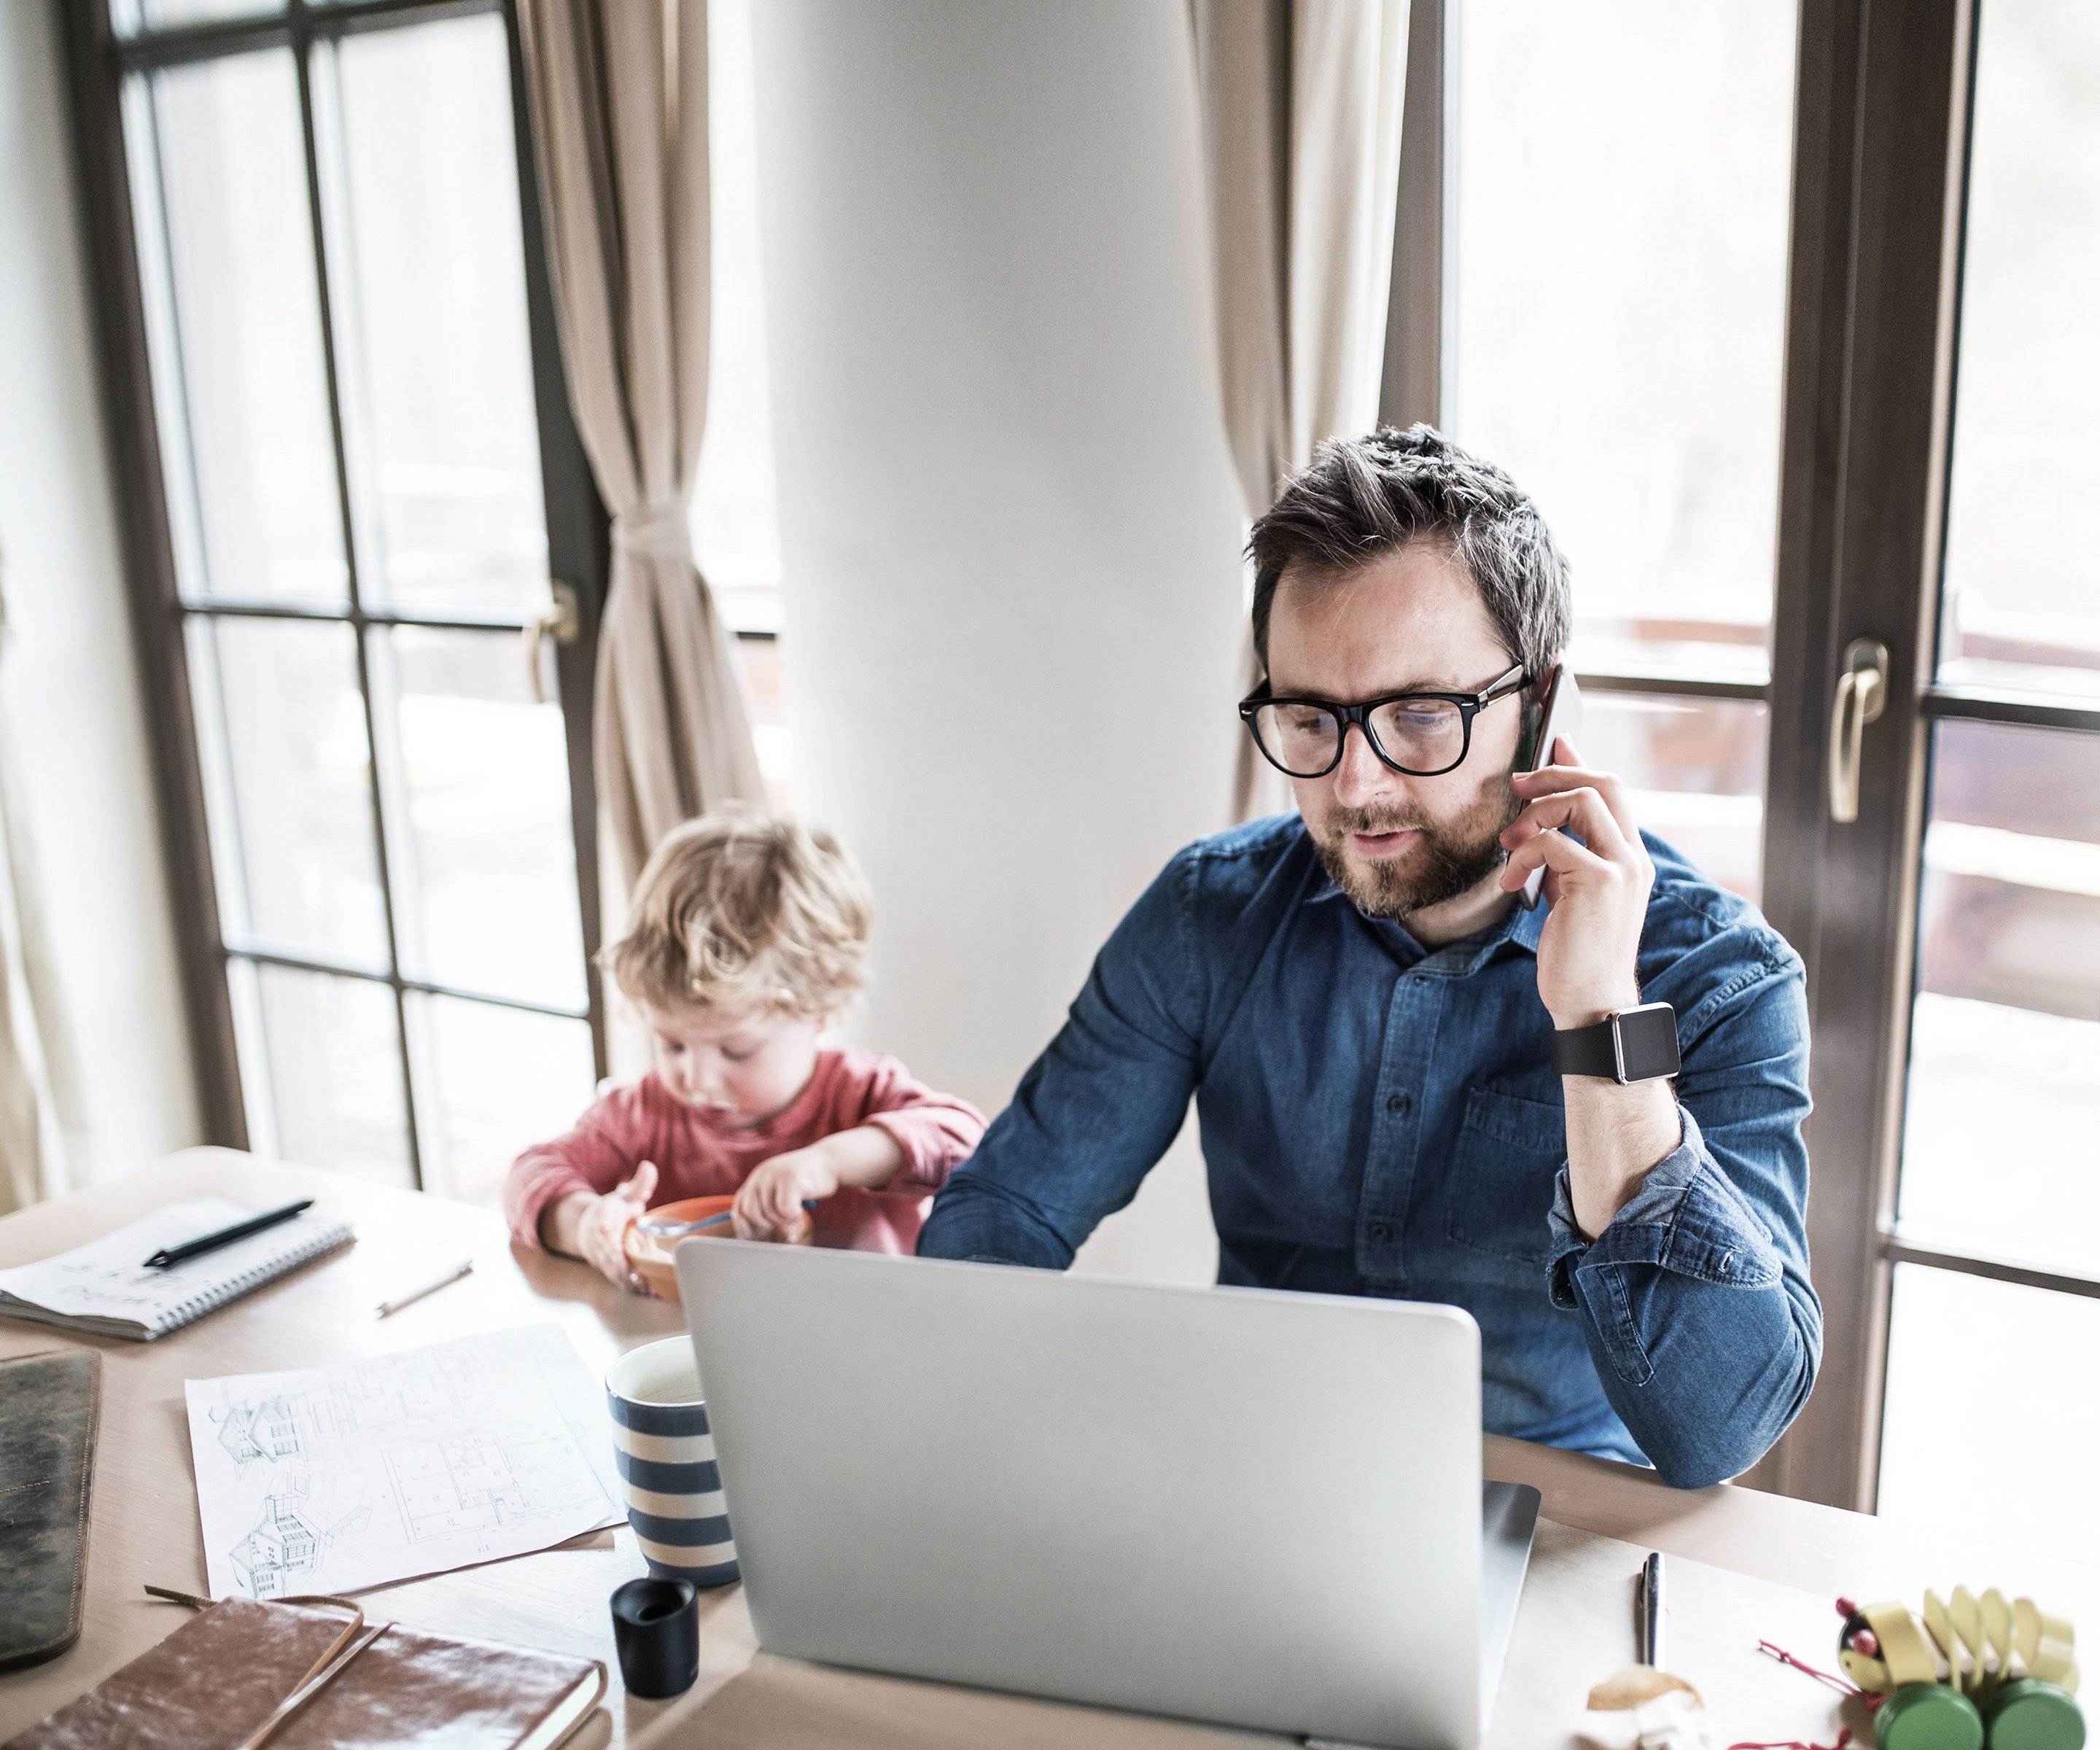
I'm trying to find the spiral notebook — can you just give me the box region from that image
[0,1197,354,1340]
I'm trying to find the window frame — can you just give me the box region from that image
[1761,0,2100,1509]
[58,0,612,1187]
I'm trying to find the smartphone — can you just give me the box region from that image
[1517,666,1584,909]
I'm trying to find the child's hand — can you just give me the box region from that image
[732,1146,840,1243]
[577,1160,660,1292]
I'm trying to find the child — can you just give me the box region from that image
[505,808,986,1293]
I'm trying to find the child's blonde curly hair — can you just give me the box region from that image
[602,807,873,1020]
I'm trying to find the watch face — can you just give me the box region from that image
[1616,1004,1682,1081]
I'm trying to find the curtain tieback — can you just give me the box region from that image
[611,501,695,564]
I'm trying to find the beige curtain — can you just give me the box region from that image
[1190,0,1409,820]
[0,557,86,1213]
[517,0,764,916]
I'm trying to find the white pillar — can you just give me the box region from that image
[750,0,1245,1280]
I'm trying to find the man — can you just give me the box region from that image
[919,425,1819,1489]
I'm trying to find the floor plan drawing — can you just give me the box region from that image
[186,1326,623,1598]
[387,1427,606,1541]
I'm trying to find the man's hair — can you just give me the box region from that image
[602,806,874,1019]
[1248,424,1571,681]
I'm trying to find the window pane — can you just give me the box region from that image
[1940,3,2100,702]
[1576,693,1767,903]
[1898,721,2100,1274]
[112,0,283,36]
[371,626,586,1008]
[232,959,411,1188]
[128,52,346,604]
[406,995,596,1207]
[1450,2,1794,681]
[735,635,793,809]
[691,0,782,634]
[189,615,388,970]
[326,18,552,613]
[1879,1265,2100,1565]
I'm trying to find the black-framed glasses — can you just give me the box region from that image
[1239,663,1530,779]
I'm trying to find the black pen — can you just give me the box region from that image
[143,1199,314,1269]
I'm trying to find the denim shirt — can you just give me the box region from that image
[919,814,1822,1488]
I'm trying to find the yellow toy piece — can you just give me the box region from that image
[1871,1600,1951,1686]
[1926,1592,1978,1694]
[2030,1604,2080,1694]
[1986,1591,2017,1682]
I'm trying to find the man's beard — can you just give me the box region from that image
[1310,782,1525,922]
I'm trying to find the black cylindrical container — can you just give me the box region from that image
[610,1576,701,1700]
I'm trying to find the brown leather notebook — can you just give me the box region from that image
[6,1596,606,1750]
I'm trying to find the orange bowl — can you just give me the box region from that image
[622,1195,737,1302]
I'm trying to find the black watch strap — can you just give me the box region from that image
[1551,1002,1681,1084]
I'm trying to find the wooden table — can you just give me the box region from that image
[3,1151,2095,1749]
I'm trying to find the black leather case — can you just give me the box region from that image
[0,1348,101,1671]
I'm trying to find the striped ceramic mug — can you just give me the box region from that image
[605,1337,740,1587]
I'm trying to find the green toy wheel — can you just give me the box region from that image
[1985,1679,2085,1750]
[1876,1681,1986,1750]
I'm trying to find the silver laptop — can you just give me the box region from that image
[677,1243,1537,1750]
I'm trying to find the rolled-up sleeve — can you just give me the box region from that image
[1544,962,1822,1488]
[851,1061,988,1194]
[503,1084,652,1253]
[919,849,1206,1268]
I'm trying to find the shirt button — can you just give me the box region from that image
[1368,1221,1392,1242]
[1385,1094,1411,1114]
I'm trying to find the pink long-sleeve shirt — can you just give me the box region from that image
[505,1048,987,1256]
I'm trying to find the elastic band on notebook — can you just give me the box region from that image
[144,1586,377,1749]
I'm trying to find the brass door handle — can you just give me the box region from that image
[526,580,581,704]
[1828,637,1889,824]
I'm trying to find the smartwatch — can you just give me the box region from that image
[1550,1001,1681,1084]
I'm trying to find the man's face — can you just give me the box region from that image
[1264,542,1528,922]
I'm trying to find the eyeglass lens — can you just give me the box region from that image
[1251,698,1469,777]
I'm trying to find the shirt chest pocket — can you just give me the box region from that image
[1442,1085,1566,1285]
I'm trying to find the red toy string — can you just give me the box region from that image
[1724,1637,1872,1750]
[1757,1640,1870,1698]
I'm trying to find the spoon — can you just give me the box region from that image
[635,1210,733,1238]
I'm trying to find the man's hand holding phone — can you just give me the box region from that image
[1498,737,1656,1030]
[1500,739,1679,1240]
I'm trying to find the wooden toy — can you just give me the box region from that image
[1835,1590,2081,1750]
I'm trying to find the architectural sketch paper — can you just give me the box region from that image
[184,1325,624,1599]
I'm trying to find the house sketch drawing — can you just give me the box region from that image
[217,1394,304,1469]
[229,1487,324,1598]
[187,1326,623,1598]
[226,1482,374,1598]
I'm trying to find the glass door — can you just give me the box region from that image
[1428,0,2098,1539]
[87,0,607,1201]
[1873,0,2100,1562]
[1751,0,2100,1536]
